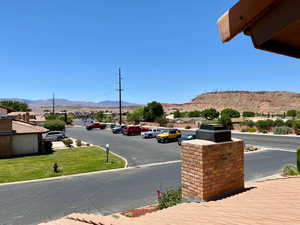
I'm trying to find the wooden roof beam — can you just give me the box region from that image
[217,0,281,42]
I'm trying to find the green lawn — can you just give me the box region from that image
[0,147,126,184]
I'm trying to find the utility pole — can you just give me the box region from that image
[118,68,123,125]
[52,93,55,115]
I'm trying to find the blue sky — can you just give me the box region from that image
[0,1,299,104]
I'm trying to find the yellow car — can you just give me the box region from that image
[156,129,182,143]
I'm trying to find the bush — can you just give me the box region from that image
[282,164,299,176]
[76,139,82,147]
[63,138,73,147]
[242,111,255,117]
[256,120,273,132]
[240,120,255,127]
[274,119,285,127]
[285,120,294,128]
[273,126,292,135]
[158,188,182,210]
[241,128,248,132]
[247,128,257,133]
[185,126,191,129]
[44,120,65,131]
[292,120,300,135]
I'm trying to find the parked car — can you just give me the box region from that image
[86,123,106,130]
[112,125,127,134]
[156,129,182,143]
[178,134,196,145]
[122,125,142,136]
[45,131,66,141]
[141,127,150,132]
[141,128,163,139]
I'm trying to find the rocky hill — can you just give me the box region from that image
[163,91,300,114]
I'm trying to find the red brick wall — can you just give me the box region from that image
[182,139,244,201]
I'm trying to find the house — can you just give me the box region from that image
[0,117,48,158]
[0,106,13,115]
[8,112,46,126]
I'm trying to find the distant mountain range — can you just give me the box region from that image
[0,98,141,108]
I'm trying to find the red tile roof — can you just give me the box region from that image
[40,177,300,225]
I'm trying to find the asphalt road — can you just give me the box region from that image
[0,149,296,225]
[66,127,181,167]
[232,133,300,150]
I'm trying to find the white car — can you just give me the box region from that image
[141,129,163,139]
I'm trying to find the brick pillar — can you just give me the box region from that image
[182,139,244,201]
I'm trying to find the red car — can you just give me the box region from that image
[141,127,150,132]
[86,123,106,130]
[122,125,142,136]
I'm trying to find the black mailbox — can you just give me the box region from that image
[196,124,231,143]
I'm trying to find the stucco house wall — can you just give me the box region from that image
[12,134,39,155]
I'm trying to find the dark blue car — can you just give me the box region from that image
[178,134,196,145]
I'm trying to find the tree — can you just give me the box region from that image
[143,101,164,122]
[127,107,144,124]
[173,110,182,118]
[201,108,219,120]
[94,111,105,122]
[44,120,65,131]
[287,110,297,118]
[221,108,240,118]
[219,115,232,129]
[242,111,255,117]
[187,110,202,118]
[0,101,30,112]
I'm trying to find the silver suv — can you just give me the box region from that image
[45,131,66,141]
[141,128,163,139]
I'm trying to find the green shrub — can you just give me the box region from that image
[63,138,73,147]
[247,128,257,133]
[242,111,255,117]
[274,119,285,127]
[76,139,82,147]
[285,120,294,128]
[240,120,255,127]
[292,120,300,135]
[185,126,191,129]
[241,128,248,132]
[159,188,182,210]
[256,120,273,132]
[273,126,292,135]
[44,120,65,131]
[282,164,299,176]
